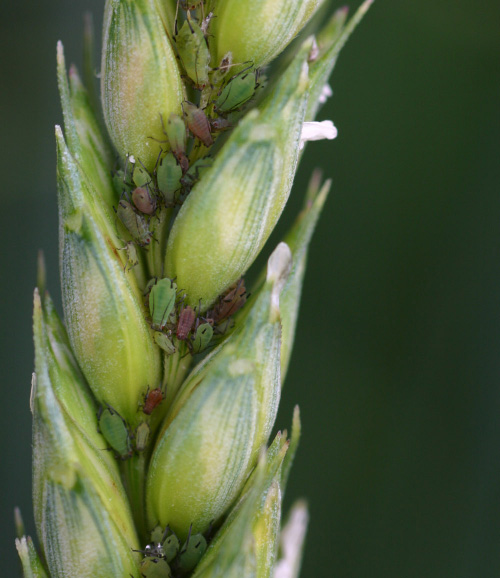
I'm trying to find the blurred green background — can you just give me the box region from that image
[2,0,500,575]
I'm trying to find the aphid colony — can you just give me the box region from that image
[96,279,247,462]
[135,524,208,578]
[112,1,261,273]
[100,0,253,477]
[97,404,151,460]
[146,276,248,358]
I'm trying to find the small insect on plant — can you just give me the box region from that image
[97,405,133,460]
[190,321,214,354]
[174,11,211,90]
[134,422,151,453]
[153,330,177,355]
[162,113,189,174]
[214,66,259,117]
[142,386,165,416]
[179,156,213,192]
[117,240,140,271]
[114,195,154,247]
[145,526,181,564]
[156,153,183,206]
[149,277,177,331]
[207,278,248,326]
[176,305,196,341]
[139,556,171,577]
[176,530,207,574]
[132,186,157,216]
[182,101,214,147]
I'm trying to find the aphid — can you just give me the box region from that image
[153,331,176,355]
[115,198,153,246]
[134,422,151,452]
[149,278,177,330]
[156,153,182,205]
[147,526,180,563]
[140,557,171,578]
[180,0,204,10]
[180,157,213,190]
[97,405,133,459]
[177,532,207,573]
[142,386,164,415]
[210,53,233,86]
[118,241,139,271]
[133,164,152,188]
[215,69,258,115]
[112,169,130,197]
[162,533,180,563]
[132,187,157,215]
[210,278,247,323]
[210,116,232,133]
[176,305,196,340]
[175,14,211,89]
[150,526,165,545]
[182,101,213,147]
[165,113,189,173]
[191,322,213,354]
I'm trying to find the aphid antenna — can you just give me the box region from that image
[147,132,168,145]
[136,157,153,179]
[162,524,179,544]
[152,148,165,176]
[180,524,194,554]
[185,10,195,34]
[226,61,255,83]
[213,59,252,74]
[174,0,181,36]
[205,519,215,540]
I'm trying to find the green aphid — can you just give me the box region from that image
[97,405,133,459]
[162,533,180,564]
[148,527,180,563]
[175,16,211,89]
[115,198,153,247]
[165,114,186,156]
[135,422,150,452]
[144,277,158,295]
[112,169,130,197]
[150,526,165,544]
[215,70,257,115]
[140,557,171,578]
[157,153,182,205]
[149,278,177,331]
[191,322,213,354]
[177,533,207,573]
[118,241,139,271]
[133,164,152,188]
[165,114,189,174]
[153,331,176,355]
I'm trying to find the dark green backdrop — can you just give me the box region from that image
[2,1,500,575]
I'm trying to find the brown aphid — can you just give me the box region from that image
[175,151,190,174]
[176,305,196,340]
[143,387,164,415]
[211,279,247,323]
[210,117,232,133]
[132,187,157,215]
[182,101,214,147]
